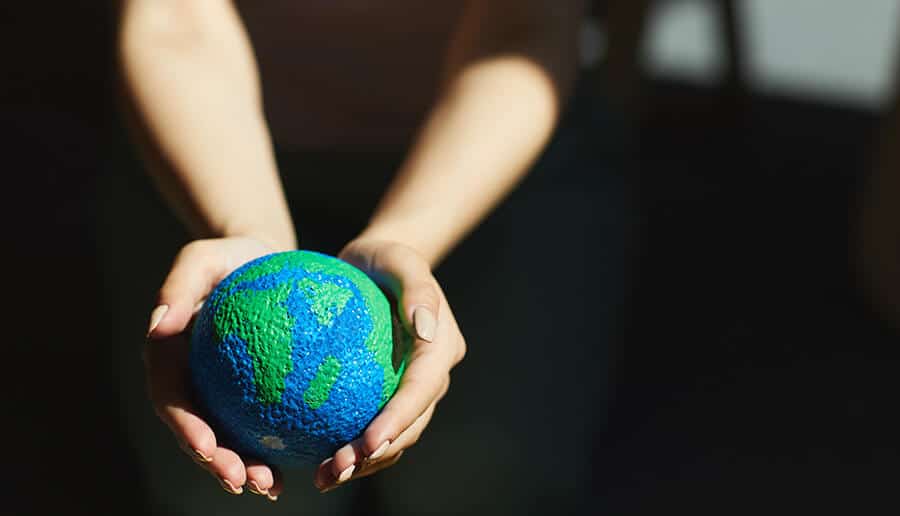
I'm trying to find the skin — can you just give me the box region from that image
[119,0,583,499]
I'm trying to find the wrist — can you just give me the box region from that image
[354,220,441,266]
[223,224,298,253]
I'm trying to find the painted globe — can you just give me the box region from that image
[189,250,407,468]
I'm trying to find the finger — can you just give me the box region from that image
[313,310,452,491]
[358,352,450,459]
[371,245,442,339]
[163,404,218,465]
[350,451,405,482]
[438,300,467,367]
[360,397,437,471]
[313,458,337,491]
[245,459,278,501]
[322,449,407,492]
[144,334,218,462]
[207,447,247,495]
[405,281,441,343]
[326,400,438,490]
[148,240,226,338]
[341,242,442,340]
[327,440,367,484]
[268,468,284,501]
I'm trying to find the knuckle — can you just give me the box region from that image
[413,283,440,308]
[363,429,388,453]
[177,240,217,270]
[413,277,438,294]
[179,240,205,259]
[453,337,467,365]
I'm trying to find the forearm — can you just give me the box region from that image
[360,1,583,265]
[118,0,296,251]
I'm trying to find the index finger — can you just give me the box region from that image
[357,312,458,458]
[144,332,218,462]
[150,240,226,338]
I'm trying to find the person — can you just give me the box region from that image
[109,0,624,514]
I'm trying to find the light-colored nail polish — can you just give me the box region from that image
[266,492,279,502]
[247,481,269,496]
[337,464,355,483]
[367,440,390,461]
[147,305,169,337]
[413,307,437,342]
[219,478,243,495]
[192,449,213,463]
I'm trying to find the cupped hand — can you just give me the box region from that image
[144,236,283,501]
[314,238,467,492]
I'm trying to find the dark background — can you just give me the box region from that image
[3,2,898,515]
[1,4,145,516]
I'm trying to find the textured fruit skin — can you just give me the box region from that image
[189,250,406,468]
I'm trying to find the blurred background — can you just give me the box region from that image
[3,1,899,514]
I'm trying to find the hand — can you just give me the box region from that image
[144,236,283,500]
[314,238,467,491]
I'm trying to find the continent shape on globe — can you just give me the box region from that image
[190,250,407,468]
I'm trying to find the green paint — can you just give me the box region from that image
[229,252,300,288]
[295,251,344,275]
[215,283,295,405]
[303,356,342,409]
[297,277,353,326]
[212,250,405,408]
[302,260,329,273]
[339,262,407,407]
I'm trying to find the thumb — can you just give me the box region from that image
[147,240,227,339]
[403,278,441,344]
[355,242,441,344]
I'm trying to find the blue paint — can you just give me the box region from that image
[189,251,399,469]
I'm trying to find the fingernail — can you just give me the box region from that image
[147,304,169,337]
[367,440,390,461]
[219,478,243,495]
[192,449,213,463]
[337,464,355,483]
[320,483,342,494]
[247,481,269,497]
[266,492,279,502]
[413,307,436,342]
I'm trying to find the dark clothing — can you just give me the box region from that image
[95,77,631,515]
